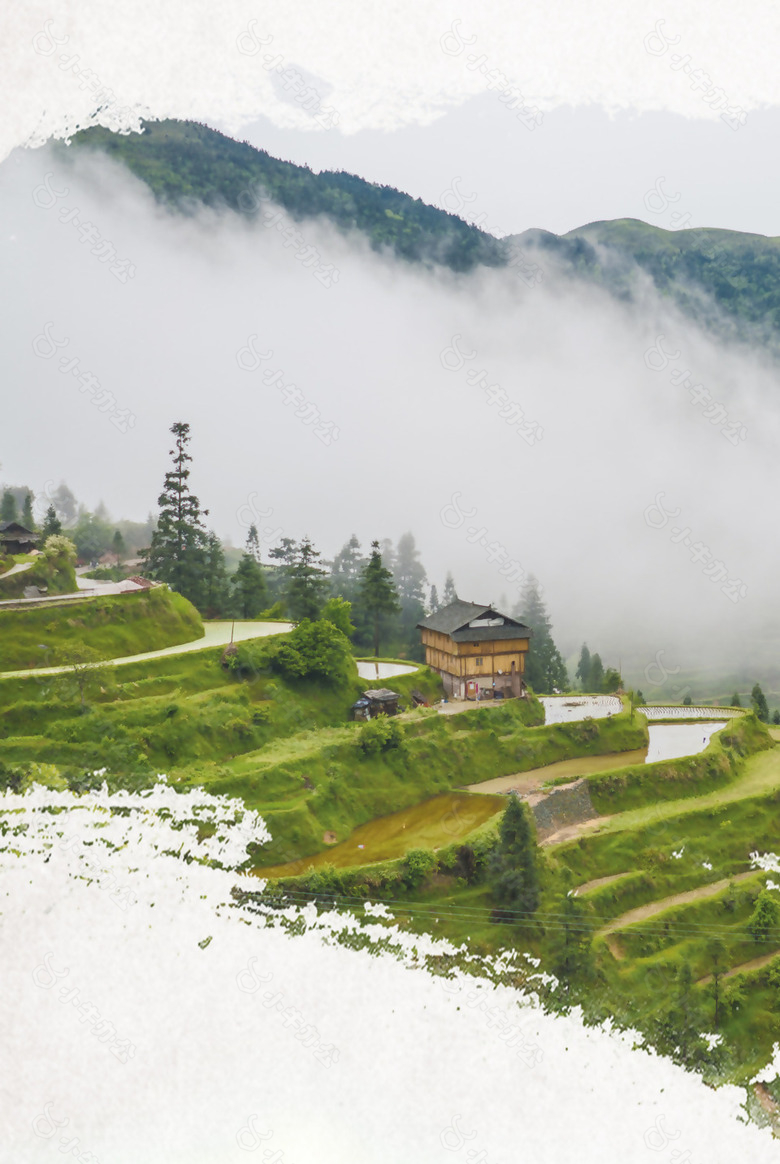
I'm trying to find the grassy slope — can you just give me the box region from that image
[6,605,780,1078]
[257,712,780,1083]
[0,623,648,868]
[0,587,203,670]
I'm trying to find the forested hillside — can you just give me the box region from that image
[65,119,780,351]
[66,119,505,272]
[514,218,780,349]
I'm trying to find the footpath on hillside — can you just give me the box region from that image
[0,619,294,680]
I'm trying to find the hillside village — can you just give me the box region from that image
[10,9,780,1158]
[4,438,780,1115]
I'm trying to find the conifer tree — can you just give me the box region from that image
[393,531,427,645]
[0,490,17,524]
[751,682,769,722]
[589,652,605,692]
[428,584,440,613]
[285,537,327,621]
[329,534,365,601]
[442,571,457,606]
[202,532,231,618]
[245,523,262,563]
[514,576,568,693]
[52,482,77,525]
[357,540,400,656]
[41,504,62,540]
[21,492,36,530]
[143,422,210,608]
[232,526,269,618]
[490,795,540,916]
[575,644,591,690]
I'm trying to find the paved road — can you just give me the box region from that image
[0,620,294,680]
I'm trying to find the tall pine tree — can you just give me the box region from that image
[514,576,568,694]
[232,525,269,618]
[202,531,231,618]
[41,504,62,540]
[442,571,457,606]
[329,534,365,602]
[575,644,591,691]
[245,523,262,563]
[356,540,400,656]
[0,490,17,524]
[285,537,327,621]
[393,531,427,649]
[490,794,540,917]
[143,422,210,608]
[21,492,36,530]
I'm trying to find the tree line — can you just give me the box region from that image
[139,422,572,677]
[1,481,154,565]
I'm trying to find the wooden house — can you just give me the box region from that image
[417,599,531,700]
[0,522,40,555]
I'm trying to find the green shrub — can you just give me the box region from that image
[403,847,437,888]
[748,889,780,943]
[357,716,403,755]
[272,619,353,683]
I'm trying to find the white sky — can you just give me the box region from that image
[5,1,780,236]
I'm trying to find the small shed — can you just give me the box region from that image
[364,688,400,717]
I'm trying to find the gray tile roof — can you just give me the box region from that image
[417,599,531,640]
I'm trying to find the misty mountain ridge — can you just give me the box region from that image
[64,118,780,354]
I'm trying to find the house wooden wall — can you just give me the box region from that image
[420,628,529,679]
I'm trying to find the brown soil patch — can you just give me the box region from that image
[600,870,758,936]
[574,872,631,897]
[699,949,780,986]
[604,934,625,962]
[540,817,607,847]
[322,830,337,845]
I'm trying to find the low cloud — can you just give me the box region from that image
[3,141,780,687]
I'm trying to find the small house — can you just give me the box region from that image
[350,690,400,720]
[417,599,531,700]
[365,688,400,716]
[0,522,40,555]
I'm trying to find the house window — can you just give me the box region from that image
[475,657,483,665]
